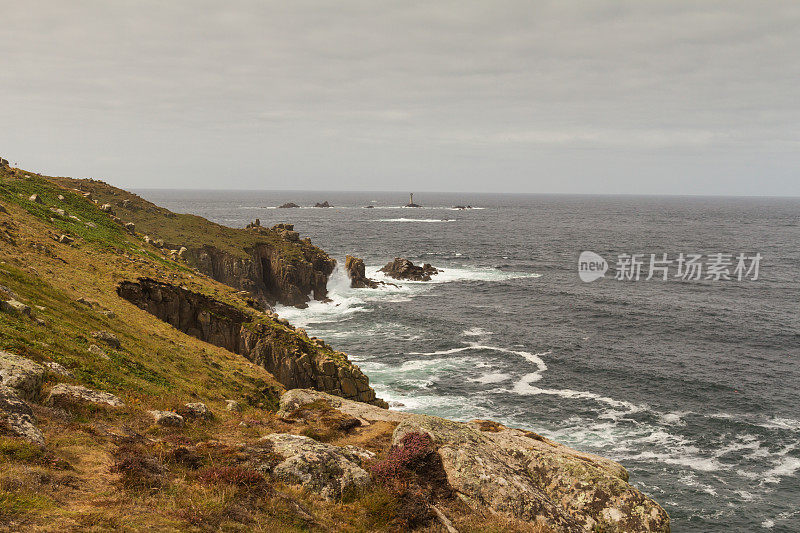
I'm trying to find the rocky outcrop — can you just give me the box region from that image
[149,410,185,427]
[379,258,441,282]
[344,255,381,289]
[313,201,332,208]
[45,384,125,408]
[185,233,336,308]
[181,402,212,420]
[0,351,45,401]
[0,384,44,446]
[278,202,299,208]
[91,330,121,349]
[117,278,382,405]
[278,390,670,532]
[48,177,335,308]
[262,433,372,501]
[1,299,32,317]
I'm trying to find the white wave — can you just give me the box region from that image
[626,450,724,472]
[375,218,455,223]
[658,411,691,426]
[762,519,774,529]
[512,384,644,415]
[409,343,547,385]
[367,265,540,286]
[762,454,800,484]
[462,327,492,336]
[759,417,800,430]
[273,265,369,328]
[709,413,800,431]
[469,372,511,384]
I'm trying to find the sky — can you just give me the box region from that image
[1,1,799,195]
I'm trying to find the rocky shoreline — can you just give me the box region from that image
[0,161,670,531]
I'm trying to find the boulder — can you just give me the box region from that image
[44,362,75,379]
[46,384,125,408]
[100,203,114,213]
[58,234,74,244]
[225,400,242,412]
[393,417,670,532]
[1,299,31,317]
[91,330,120,349]
[261,433,372,500]
[148,410,185,427]
[0,385,44,446]
[29,194,42,204]
[181,402,211,420]
[0,352,45,401]
[49,207,66,217]
[344,255,381,289]
[0,284,17,300]
[123,222,135,233]
[379,257,441,282]
[279,390,669,532]
[88,344,110,360]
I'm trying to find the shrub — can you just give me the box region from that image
[167,446,203,470]
[111,443,165,490]
[197,466,267,490]
[370,431,433,482]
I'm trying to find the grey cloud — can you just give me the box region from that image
[1,1,798,195]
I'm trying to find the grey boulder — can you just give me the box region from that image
[261,433,372,501]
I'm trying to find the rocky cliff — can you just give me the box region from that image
[47,177,335,308]
[117,278,382,405]
[0,161,670,531]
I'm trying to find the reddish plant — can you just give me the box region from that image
[197,466,266,488]
[370,431,433,482]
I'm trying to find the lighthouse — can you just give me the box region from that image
[405,192,421,208]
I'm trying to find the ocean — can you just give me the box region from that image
[137,189,800,532]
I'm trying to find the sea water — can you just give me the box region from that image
[139,189,800,532]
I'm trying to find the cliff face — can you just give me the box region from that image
[117,278,381,405]
[188,241,333,308]
[46,176,335,308]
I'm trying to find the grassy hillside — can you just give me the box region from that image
[0,164,536,532]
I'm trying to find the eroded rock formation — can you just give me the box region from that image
[345,255,380,289]
[278,389,670,533]
[379,257,440,281]
[117,278,382,405]
[186,238,335,308]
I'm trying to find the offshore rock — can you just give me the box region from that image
[117,278,383,405]
[344,255,380,289]
[379,257,441,281]
[261,433,372,501]
[278,202,299,208]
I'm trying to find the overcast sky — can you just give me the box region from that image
[2,1,799,195]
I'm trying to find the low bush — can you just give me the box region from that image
[111,442,165,490]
